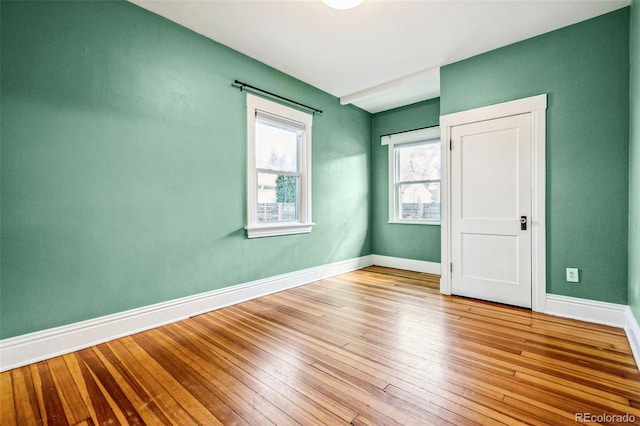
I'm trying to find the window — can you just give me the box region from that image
[246,94,313,238]
[382,127,441,224]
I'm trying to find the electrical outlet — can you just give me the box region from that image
[566,268,579,283]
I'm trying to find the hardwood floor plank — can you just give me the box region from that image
[137,327,298,426]
[167,322,350,425]
[437,358,636,420]
[513,371,638,414]
[2,266,639,425]
[187,315,359,423]
[207,311,434,425]
[62,352,101,425]
[35,362,70,425]
[499,395,586,425]
[217,307,404,389]
[91,343,175,425]
[109,337,212,425]
[74,349,125,425]
[11,364,43,425]
[0,367,17,426]
[384,382,512,426]
[79,346,147,425]
[47,356,92,425]
[381,384,479,426]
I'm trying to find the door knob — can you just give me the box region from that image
[520,216,527,231]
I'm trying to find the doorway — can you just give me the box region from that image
[439,95,547,311]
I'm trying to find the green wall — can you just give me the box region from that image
[371,99,441,262]
[1,1,636,341]
[629,0,640,323]
[441,8,630,304]
[0,1,372,339]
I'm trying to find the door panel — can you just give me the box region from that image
[461,233,519,283]
[451,113,531,308]
[460,128,518,219]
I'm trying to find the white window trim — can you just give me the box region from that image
[245,94,314,238]
[382,126,441,225]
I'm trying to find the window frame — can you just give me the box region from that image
[382,126,441,225]
[245,94,314,238]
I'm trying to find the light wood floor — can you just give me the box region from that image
[2,266,639,425]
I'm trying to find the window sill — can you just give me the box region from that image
[388,220,441,226]
[245,222,315,238]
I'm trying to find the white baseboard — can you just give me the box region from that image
[625,307,640,371]
[371,255,441,275]
[545,294,628,328]
[0,255,374,372]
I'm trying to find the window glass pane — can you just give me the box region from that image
[399,182,440,221]
[255,120,298,172]
[397,142,440,182]
[257,172,299,222]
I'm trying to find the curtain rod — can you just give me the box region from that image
[233,80,323,115]
[380,124,439,139]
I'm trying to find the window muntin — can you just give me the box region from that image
[246,94,313,238]
[383,127,441,224]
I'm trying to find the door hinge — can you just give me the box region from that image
[450,263,453,273]
[449,138,452,150]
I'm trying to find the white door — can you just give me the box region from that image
[450,113,532,308]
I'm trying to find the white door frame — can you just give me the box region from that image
[439,94,547,312]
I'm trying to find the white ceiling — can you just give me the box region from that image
[129,0,629,113]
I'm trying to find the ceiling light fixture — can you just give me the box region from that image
[322,0,364,10]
